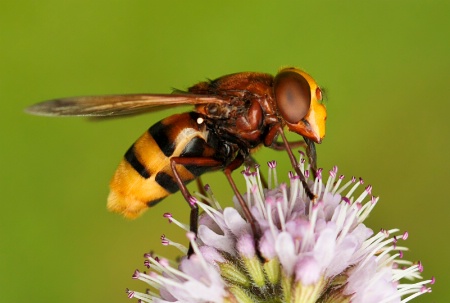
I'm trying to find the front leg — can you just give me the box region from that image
[264,124,316,201]
[269,134,317,178]
[270,140,306,151]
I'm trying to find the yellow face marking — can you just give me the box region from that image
[278,68,327,143]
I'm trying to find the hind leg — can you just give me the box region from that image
[171,156,258,245]
[195,177,208,202]
[170,157,222,228]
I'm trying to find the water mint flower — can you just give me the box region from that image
[127,157,434,303]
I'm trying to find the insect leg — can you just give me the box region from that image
[270,140,307,151]
[170,157,222,256]
[170,155,258,245]
[270,139,320,179]
[223,155,259,236]
[272,138,317,178]
[170,156,222,224]
[265,124,316,201]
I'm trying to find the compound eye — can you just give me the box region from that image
[274,71,311,124]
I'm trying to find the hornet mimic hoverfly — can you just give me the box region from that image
[26,67,327,236]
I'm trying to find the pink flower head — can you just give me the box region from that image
[128,157,433,303]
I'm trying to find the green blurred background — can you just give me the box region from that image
[1,1,448,302]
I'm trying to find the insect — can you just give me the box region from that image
[26,67,327,236]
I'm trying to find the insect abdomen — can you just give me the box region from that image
[107,112,218,219]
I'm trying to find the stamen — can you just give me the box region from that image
[280,183,289,214]
[186,232,210,277]
[204,184,222,210]
[359,235,398,268]
[252,183,267,219]
[334,198,351,231]
[313,168,323,197]
[302,202,321,252]
[196,199,225,227]
[145,256,179,280]
[265,197,278,238]
[243,170,253,209]
[336,205,358,245]
[298,151,306,174]
[335,176,355,195]
[288,174,299,213]
[357,196,378,223]
[127,290,154,302]
[353,185,372,204]
[344,177,363,198]
[267,161,278,189]
[304,169,310,179]
[331,175,345,194]
[323,167,337,196]
[392,263,423,281]
[255,164,265,199]
[276,198,286,232]
[359,228,399,258]
[163,213,189,232]
[160,234,188,254]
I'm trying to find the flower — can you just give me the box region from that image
[127,156,434,303]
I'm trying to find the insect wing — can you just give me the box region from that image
[25,94,228,117]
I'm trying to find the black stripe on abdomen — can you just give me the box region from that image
[124,145,151,179]
[147,198,164,207]
[155,171,180,193]
[148,121,176,157]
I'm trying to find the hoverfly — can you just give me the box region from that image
[26,67,327,236]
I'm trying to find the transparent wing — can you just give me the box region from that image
[25,94,228,117]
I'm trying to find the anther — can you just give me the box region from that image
[126,290,135,299]
[144,260,150,268]
[316,168,322,179]
[305,170,310,178]
[267,160,277,168]
[418,261,423,272]
[163,212,173,223]
[342,197,351,204]
[402,231,409,240]
[161,234,169,246]
[132,269,141,279]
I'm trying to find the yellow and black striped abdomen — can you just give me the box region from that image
[107,112,220,219]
